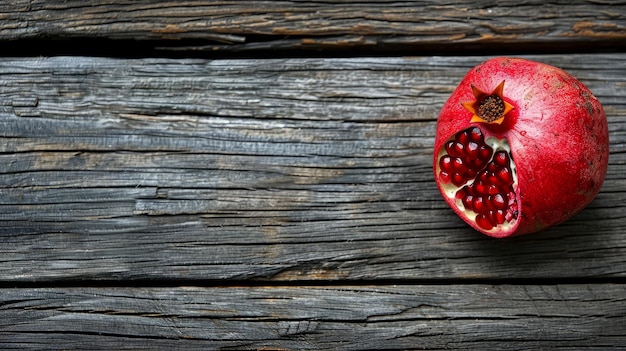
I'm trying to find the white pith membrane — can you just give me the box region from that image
[437,134,519,233]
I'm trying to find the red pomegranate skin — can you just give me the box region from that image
[434,57,609,238]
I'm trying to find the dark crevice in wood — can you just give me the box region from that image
[2,277,625,289]
[2,37,626,59]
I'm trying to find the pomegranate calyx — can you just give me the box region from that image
[461,80,514,125]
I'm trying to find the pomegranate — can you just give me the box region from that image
[433,57,609,238]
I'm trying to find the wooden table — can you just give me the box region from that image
[1,1,626,349]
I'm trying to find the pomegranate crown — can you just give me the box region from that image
[461,80,514,125]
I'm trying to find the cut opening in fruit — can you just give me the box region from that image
[436,127,519,232]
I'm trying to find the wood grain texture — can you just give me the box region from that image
[1,54,625,282]
[1,1,625,53]
[2,2,624,348]
[1,284,625,350]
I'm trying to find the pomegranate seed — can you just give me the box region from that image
[478,172,488,183]
[452,142,465,157]
[493,151,509,167]
[486,210,497,225]
[476,214,494,230]
[462,195,474,210]
[473,196,487,213]
[475,180,487,195]
[439,171,451,184]
[478,145,492,161]
[491,193,506,210]
[439,155,453,172]
[457,130,470,144]
[455,187,467,200]
[493,210,506,224]
[451,173,466,187]
[444,141,454,154]
[487,184,499,195]
[452,158,468,174]
[466,168,477,179]
[466,142,479,159]
[468,127,483,143]
[497,168,512,185]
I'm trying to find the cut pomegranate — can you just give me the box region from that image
[436,128,518,231]
[433,57,609,238]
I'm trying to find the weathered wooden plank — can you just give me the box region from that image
[0,284,624,350]
[1,54,625,282]
[1,1,625,54]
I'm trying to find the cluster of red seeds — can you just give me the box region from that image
[438,127,492,186]
[438,127,518,231]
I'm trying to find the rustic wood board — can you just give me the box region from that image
[1,54,625,282]
[2,2,625,348]
[2,1,625,54]
[1,284,624,350]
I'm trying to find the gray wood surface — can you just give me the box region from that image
[2,1,625,53]
[2,284,625,350]
[1,54,625,283]
[2,1,626,349]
